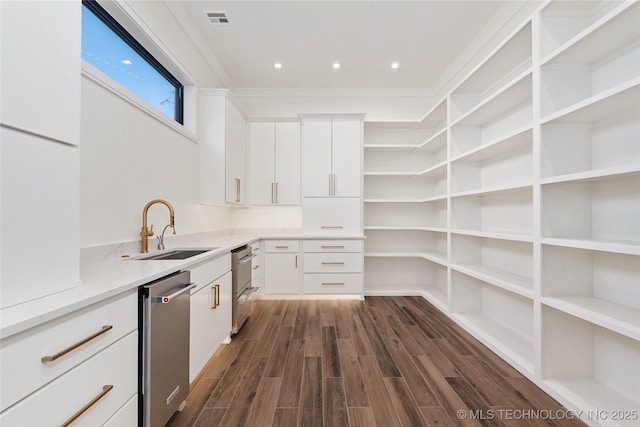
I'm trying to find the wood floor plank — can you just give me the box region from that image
[219,355,268,426]
[337,339,369,407]
[244,302,275,340]
[277,339,306,408]
[264,326,293,378]
[405,326,459,377]
[385,313,425,356]
[299,357,324,427]
[446,376,505,427]
[320,300,336,326]
[292,304,309,339]
[282,300,300,327]
[324,377,349,427]
[244,377,282,427]
[384,377,429,427]
[201,338,244,378]
[356,305,401,377]
[305,314,322,357]
[322,326,342,378]
[272,408,299,427]
[359,355,403,427]
[206,339,260,408]
[349,314,374,356]
[170,377,220,427]
[348,408,377,427]
[333,303,352,339]
[255,313,283,357]
[192,408,227,427]
[421,407,457,427]
[412,356,481,427]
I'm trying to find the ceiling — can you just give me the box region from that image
[177,1,509,90]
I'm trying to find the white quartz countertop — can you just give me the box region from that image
[0,229,365,339]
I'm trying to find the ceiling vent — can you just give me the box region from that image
[205,11,230,26]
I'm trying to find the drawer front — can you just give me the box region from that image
[250,241,261,253]
[302,198,361,236]
[304,274,362,294]
[0,332,138,426]
[189,253,231,293]
[103,394,137,427]
[303,240,363,253]
[303,253,363,273]
[0,291,137,411]
[264,240,300,253]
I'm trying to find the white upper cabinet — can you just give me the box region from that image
[0,0,80,145]
[248,122,301,205]
[302,117,363,197]
[199,90,248,205]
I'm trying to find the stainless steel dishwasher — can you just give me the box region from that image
[139,271,195,427]
[231,245,258,334]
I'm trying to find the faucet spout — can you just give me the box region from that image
[140,199,175,253]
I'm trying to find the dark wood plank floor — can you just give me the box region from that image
[170,297,585,427]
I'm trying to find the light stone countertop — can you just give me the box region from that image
[0,229,365,339]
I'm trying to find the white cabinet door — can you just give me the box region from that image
[190,271,232,382]
[302,120,332,197]
[275,122,301,205]
[264,254,300,294]
[0,128,79,309]
[249,122,276,205]
[226,101,247,204]
[331,120,362,197]
[302,198,361,236]
[0,0,80,145]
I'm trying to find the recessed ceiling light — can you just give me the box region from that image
[121,59,132,65]
[333,62,341,69]
[274,62,282,69]
[391,62,399,69]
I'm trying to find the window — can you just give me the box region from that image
[81,0,183,123]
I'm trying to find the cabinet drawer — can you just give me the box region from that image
[302,198,361,236]
[303,253,363,273]
[264,240,300,252]
[250,241,261,253]
[103,394,138,427]
[0,332,138,426]
[304,274,362,294]
[304,240,363,253]
[189,253,231,293]
[0,291,137,411]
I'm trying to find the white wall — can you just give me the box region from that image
[230,206,302,229]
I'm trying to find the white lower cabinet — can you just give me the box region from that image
[302,240,363,296]
[263,240,300,294]
[0,332,138,426]
[189,256,232,383]
[103,394,138,427]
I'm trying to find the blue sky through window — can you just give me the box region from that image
[81,5,177,120]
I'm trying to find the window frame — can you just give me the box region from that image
[82,0,184,124]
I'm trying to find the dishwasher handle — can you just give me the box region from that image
[155,283,197,304]
[237,286,259,305]
[238,253,257,264]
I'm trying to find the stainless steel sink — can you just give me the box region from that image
[132,248,217,260]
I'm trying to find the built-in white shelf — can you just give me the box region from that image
[364,173,447,200]
[541,237,640,257]
[452,229,534,244]
[363,144,422,151]
[542,172,640,250]
[542,306,640,420]
[365,252,448,267]
[417,98,447,130]
[413,128,447,153]
[539,0,629,61]
[364,225,447,233]
[541,164,640,186]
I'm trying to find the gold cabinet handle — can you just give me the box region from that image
[275,245,289,249]
[216,284,220,307]
[41,325,113,363]
[211,285,217,309]
[321,226,343,229]
[321,245,345,249]
[295,255,298,269]
[60,384,113,427]
[236,178,241,202]
[275,182,278,204]
[253,264,260,270]
[321,282,345,286]
[321,262,345,265]
[211,284,220,309]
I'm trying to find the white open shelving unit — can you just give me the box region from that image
[363,1,639,424]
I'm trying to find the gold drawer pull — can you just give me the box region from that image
[321,226,343,229]
[253,265,260,269]
[275,245,289,249]
[321,245,345,249]
[42,325,113,363]
[321,282,345,286]
[216,284,220,308]
[61,384,113,427]
[321,262,345,265]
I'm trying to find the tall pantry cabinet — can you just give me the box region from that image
[364,1,639,425]
[0,0,81,308]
